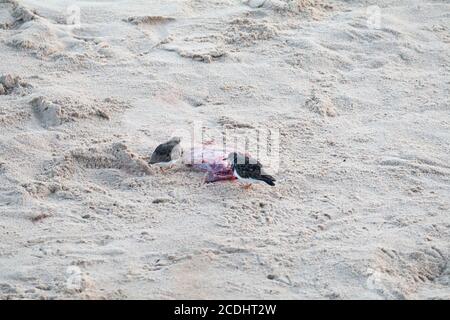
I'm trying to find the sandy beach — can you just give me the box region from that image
[0,0,449,299]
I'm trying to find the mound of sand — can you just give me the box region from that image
[305,91,337,117]
[0,74,30,96]
[1,0,115,64]
[8,19,65,57]
[70,143,152,176]
[225,18,279,45]
[247,0,333,16]
[1,1,64,57]
[30,96,129,128]
[1,0,449,300]
[124,16,175,26]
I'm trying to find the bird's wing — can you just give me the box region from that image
[235,162,262,179]
[245,155,275,178]
[150,142,176,164]
[246,155,264,167]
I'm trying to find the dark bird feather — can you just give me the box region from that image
[149,137,181,164]
[229,152,276,186]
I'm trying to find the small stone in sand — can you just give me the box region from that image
[0,74,17,90]
[152,198,171,204]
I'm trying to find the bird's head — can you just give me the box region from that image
[169,136,182,144]
[224,152,238,164]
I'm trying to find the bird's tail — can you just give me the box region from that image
[261,175,276,186]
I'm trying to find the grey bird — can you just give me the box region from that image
[225,152,276,188]
[149,137,183,170]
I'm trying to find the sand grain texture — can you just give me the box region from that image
[0,0,449,299]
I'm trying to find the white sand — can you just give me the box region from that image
[0,0,449,299]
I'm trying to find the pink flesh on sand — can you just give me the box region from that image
[183,147,236,183]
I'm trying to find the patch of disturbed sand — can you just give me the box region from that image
[31,96,130,128]
[0,0,119,65]
[0,0,449,299]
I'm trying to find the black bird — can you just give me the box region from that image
[149,137,183,169]
[225,152,276,188]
